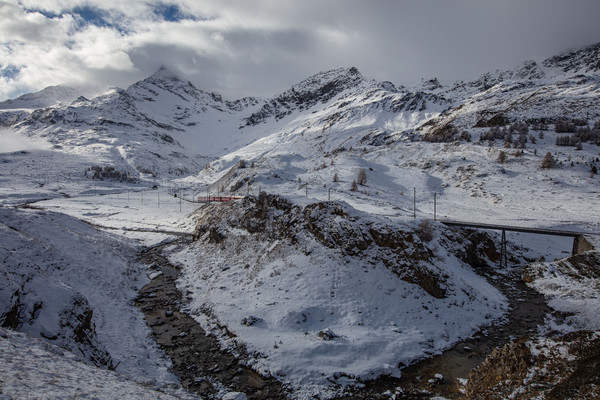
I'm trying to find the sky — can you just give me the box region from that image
[1,0,600,101]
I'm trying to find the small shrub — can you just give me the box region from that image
[85,165,135,182]
[416,220,434,242]
[357,168,367,185]
[540,152,556,168]
[497,151,508,163]
[555,120,576,133]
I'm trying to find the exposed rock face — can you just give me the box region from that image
[465,331,600,400]
[303,201,445,298]
[195,193,467,299]
[1,285,113,368]
[243,67,365,126]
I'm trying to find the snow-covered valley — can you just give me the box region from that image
[1,42,600,399]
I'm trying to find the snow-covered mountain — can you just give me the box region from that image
[543,41,600,74]
[0,85,81,110]
[2,42,599,182]
[1,41,600,399]
[421,43,600,140]
[0,67,265,177]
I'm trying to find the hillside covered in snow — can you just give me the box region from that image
[1,41,600,399]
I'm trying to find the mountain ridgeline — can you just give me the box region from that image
[1,41,599,178]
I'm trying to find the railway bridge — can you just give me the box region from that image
[440,220,597,268]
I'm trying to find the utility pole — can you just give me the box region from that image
[328,187,331,201]
[434,192,437,221]
[500,230,507,269]
[413,187,416,218]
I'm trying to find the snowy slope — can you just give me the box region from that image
[524,250,600,331]
[0,206,179,386]
[0,327,198,400]
[421,43,600,138]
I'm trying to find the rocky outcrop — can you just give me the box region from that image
[465,331,600,400]
[194,193,450,298]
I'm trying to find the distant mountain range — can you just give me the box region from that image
[1,41,598,179]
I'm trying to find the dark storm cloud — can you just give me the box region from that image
[2,0,600,101]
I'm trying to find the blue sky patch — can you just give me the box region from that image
[152,3,199,22]
[24,5,130,34]
[0,65,21,81]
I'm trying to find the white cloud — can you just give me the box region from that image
[0,129,51,153]
[1,0,600,101]
[69,27,135,70]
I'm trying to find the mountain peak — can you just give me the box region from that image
[290,67,364,93]
[243,67,365,126]
[127,66,207,102]
[147,66,182,82]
